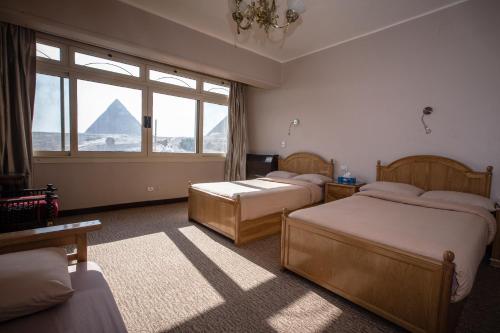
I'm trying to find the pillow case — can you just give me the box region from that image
[293,174,332,186]
[360,181,424,197]
[265,170,298,179]
[420,190,496,211]
[0,247,74,322]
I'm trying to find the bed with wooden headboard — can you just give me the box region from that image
[281,155,497,333]
[188,152,333,245]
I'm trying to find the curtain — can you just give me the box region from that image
[0,22,36,187]
[224,82,248,181]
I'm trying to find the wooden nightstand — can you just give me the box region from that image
[325,182,365,203]
[491,204,500,268]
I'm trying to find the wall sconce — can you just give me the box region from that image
[421,106,433,134]
[288,118,300,135]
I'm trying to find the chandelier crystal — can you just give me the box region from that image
[231,0,306,35]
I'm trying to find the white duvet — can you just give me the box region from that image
[191,177,323,221]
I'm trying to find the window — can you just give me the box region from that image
[149,69,196,89]
[77,79,143,152]
[203,103,228,153]
[36,42,61,61]
[152,93,196,153]
[203,82,230,96]
[33,35,230,158]
[32,73,69,152]
[74,52,140,77]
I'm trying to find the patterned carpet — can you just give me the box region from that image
[59,203,500,333]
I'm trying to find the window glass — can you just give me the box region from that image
[203,103,228,153]
[32,73,69,151]
[77,79,142,152]
[152,93,196,153]
[149,69,196,89]
[36,43,61,61]
[75,52,140,77]
[203,82,230,96]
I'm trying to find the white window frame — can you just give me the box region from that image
[33,33,229,161]
[32,68,71,157]
[72,73,148,158]
[199,100,229,154]
[35,38,67,65]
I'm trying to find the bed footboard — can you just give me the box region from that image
[188,186,240,242]
[281,212,455,333]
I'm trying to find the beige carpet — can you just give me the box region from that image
[59,203,500,333]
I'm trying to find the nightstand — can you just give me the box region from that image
[325,182,365,203]
[491,204,500,268]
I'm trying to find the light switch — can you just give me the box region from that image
[281,141,286,148]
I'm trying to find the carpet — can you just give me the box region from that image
[58,203,500,333]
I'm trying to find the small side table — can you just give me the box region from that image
[325,182,365,203]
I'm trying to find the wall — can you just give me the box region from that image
[0,0,281,88]
[33,160,223,210]
[248,0,500,200]
[0,0,279,210]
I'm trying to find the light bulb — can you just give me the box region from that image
[287,0,306,14]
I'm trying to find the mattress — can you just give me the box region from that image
[289,190,497,302]
[0,261,127,333]
[191,177,323,220]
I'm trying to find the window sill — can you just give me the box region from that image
[33,154,226,164]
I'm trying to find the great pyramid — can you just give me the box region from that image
[85,99,141,135]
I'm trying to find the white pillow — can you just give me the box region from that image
[420,190,496,211]
[0,247,74,322]
[360,181,424,197]
[266,171,298,179]
[293,174,332,186]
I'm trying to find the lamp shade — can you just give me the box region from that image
[287,0,305,14]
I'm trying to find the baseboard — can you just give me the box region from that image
[59,197,188,217]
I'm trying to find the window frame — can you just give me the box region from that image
[201,77,231,97]
[148,88,201,156]
[72,73,148,158]
[200,100,229,155]
[32,68,70,157]
[147,64,198,93]
[33,33,229,161]
[35,38,67,65]
[70,46,144,80]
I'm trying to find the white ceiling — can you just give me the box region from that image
[118,0,467,63]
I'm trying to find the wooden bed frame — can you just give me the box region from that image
[281,155,494,333]
[188,152,333,245]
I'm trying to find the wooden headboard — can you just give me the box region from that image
[377,155,493,198]
[278,152,334,178]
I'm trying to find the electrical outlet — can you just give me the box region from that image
[281,140,286,148]
[147,186,154,192]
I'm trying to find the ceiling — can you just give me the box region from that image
[118,0,466,63]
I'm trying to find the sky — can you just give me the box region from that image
[33,75,227,137]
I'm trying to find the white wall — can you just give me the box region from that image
[33,160,224,210]
[248,0,500,200]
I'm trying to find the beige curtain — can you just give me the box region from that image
[0,22,36,187]
[224,82,248,181]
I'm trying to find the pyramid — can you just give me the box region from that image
[85,99,141,135]
[207,116,228,136]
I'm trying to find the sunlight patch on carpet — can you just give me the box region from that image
[266,291,343,332]
[179,225,276,291]
[88,232,226,331]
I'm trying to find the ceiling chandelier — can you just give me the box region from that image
[231,0,306,35]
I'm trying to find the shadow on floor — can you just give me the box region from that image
[58,203,500,333]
